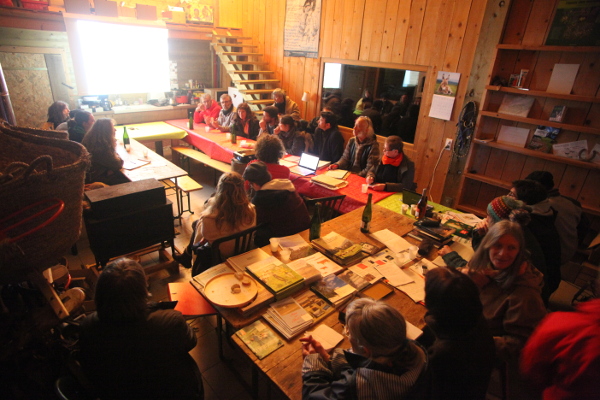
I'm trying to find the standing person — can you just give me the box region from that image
[272,88,300,120]
[421,267,495,400]
[81,118,128,185]
[365,135,416,192]
[79,258,203,400]
[301,298,429,399]
[230,102,259,140]
[258,106,280,136]
[193,93,221,124]
[208,94,236,132]
[312,111,344,162]
[329,116,380,177]
[67,110,94,143]
[174,172,256,273]
[243,162,310,247]
[46,101,70,129]
[275,114,308,156]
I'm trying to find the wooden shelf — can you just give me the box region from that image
[485,86,600,103]
[472,140,600,170]
[455,203,487,218]
[479,111,600,135]
[497,44,600,52]
[463,173,512,189]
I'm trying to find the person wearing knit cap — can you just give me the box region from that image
[243,161,310,247]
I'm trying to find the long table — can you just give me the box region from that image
[117,121,188,156]
[227,205,426,399]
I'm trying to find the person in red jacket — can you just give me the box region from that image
[193,93,221,124]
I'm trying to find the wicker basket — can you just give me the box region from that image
[0,124,90,283]
[11,125,69,140]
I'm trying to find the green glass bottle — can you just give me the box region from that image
[230,124,237,144]
[309,202,321,241]
[360,193,372,233]
[415,188,428,220]
[188,113,194,130]
[123,126,130,150]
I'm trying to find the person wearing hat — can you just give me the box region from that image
[243,162,310,247]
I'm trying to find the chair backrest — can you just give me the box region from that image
[210,224,262,264]
[303,195,346,223]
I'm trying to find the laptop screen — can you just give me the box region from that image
[298,153,320,171]
[402,189,421,205]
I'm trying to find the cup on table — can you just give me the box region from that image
[205,126,210,133]
[280,249,291,263]
[401,204,409,214]
[142,148,149,159]
[410,204,417,216]
[361,184,368,194]
[225,132,231,140]
[241,140,247,147]
[408,245,418,260]
[269,238,280,253]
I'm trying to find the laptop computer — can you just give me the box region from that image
[290,152,321,176]
[402,189,421,205]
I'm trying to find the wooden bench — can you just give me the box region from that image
[171,146,231,185]
[171,176,203,219]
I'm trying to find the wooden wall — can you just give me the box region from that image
[218,0,490,202]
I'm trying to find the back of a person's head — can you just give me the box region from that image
[95,258,148,324]
[487,195,530,226]
[243,161,272,186]
[512,179,548,205]
[372,99,384,112]
[262,106,279,119]
[82,118,114,151]
[525,171,554,192]
[256,134,285,163]
[280,114,295,127]
[73,110,92,126]
[425,267,483,335]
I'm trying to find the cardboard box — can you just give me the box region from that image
[94,0,117,17]
[64,0,90,14]
[136,3,157,20]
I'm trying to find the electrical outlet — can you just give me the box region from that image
[444,138,453,150]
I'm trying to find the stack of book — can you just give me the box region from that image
[311,231,367,266]
[235,320,284,359]
[310,175,348,190]
[264,297,313,339]
[278,234,314,260]
[293,290,334,323]
[310,273,357,307]
[413,219,456,245]
[246,256,305,300]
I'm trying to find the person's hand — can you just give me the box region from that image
[475,218,489,234]
[299,335,330,362]
[328,164,339,170]
[365,175,374,185]
[195,104,204,112]
[259,118,267,130]
[273,126,281,135]
[463,267,498,289]
[438,245,453,256]
[370,183,385,191]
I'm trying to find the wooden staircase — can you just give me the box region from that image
[211,29,281,115]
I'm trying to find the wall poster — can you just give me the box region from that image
[284,0,321,58]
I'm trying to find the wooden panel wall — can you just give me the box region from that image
[220,0,488,201]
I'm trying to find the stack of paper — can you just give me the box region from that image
[311,273,356,307]
[264,297,313,339]
[278,234,314,260]
[287,257,322,285]
[293,290,334,323]
[228,248,271,271]
[310,175,349,190]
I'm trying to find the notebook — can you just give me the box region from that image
[290,153,321,176]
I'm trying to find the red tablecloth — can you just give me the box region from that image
[166,119,254,164]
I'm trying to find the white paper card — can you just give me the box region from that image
[374,263,414,287]
[553,140,588,160]
[546,64,579,95]
[429,94,455,121]
[497,125,530,148]
[406,321,423,340]
[308,324,344,351]
[372,229,412,253]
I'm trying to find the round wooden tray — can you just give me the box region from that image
[204,273,258,308]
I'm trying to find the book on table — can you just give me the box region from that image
[293,289,334,323]
[235,320,284,360]
[310,273,357,307]
[228,248,271,271]
[311,231,367,266]
[264,297,313,339]
[286,257,323,286]
[337,270,370,292]
[441,219,473,239]
[277,233,314,260]
[246,256,305,299]
[310,174,349,190]
[413,219,456,244]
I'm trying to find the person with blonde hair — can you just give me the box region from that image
[174,172,256,273]
[329,116,380,177]
[81,118,128,185]
[301,298,428,399]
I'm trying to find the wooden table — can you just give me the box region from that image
[117,121,188,156]
[227,205,426,399]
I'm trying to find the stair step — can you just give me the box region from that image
[212,43,258,49]
[233,79,279,85]
[246,99,274,105]
[238,89,275,94]
[227,61,267,66]
[212,35,252,40]
[231,70,274,75]
[216,52,263,56]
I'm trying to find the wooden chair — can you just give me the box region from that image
[302,195,346,223]
[210,224,263,265]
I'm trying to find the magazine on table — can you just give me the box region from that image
[235,320,284,359]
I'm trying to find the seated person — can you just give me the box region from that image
[305,106,333,134]
[420,267,495,400]
[272,88,300,120]
[243,162,310,247]
[193,93,221,124]
[81,118,128,185]
[79,258,203,400]
[244,134,291,195]
[174,172,256,273]
[258,106,280,136]
[275,114,309,156]
[312,111,344,162]
[46,101,69,129]
[230,102,259,140]
[365,135,416,192]
[354,90,373,114]
[329,116,380,177]
[67,110,95,143]
[301,298,428,399]
[208,94,236,132]
[338,98,357,128]
[361,100,383,134]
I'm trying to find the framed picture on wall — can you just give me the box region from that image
[183,1,213,24]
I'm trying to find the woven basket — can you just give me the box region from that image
[11,125,69,141]
[0,124,90,283]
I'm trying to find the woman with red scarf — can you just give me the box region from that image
[365,135,416,192]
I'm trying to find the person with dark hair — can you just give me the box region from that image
[251,134,290,179]
[79,258,203,400]
[360,101,383,134]
[312,111,344,162]
[259,106,280,136]
[67,109,94,143]
[306,106,334,134]
[396,104,420,143]
[208,94,236,132]
[230,102,259,140]
[193,93,221,124]
[301,298,429,399]
[420,267,495,400]
[329,116,380,177]
[338,98,356,128]
[243,162,310,247]
[380,103,404,137]
[365,135,416,192]
[274,114,309,156]
[510,179,562,302]
[272,88,300,120]
[380,93,394,116]
[81,118,128,185]
[46,101,70,129]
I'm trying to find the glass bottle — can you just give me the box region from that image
[415,188,428,220]
[361,193,372,233]
[309,203,321,241]
[123,126,130,151]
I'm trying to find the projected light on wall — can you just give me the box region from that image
[67,19,170,95]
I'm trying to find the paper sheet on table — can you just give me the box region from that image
[396,268,425,302]
[406,321,423,340]
[307,324,344,351]
[432,241,475,267]
[409,258,439,278]
[374,263,413,287]
[429,94,455,121]
[372,229,412,253]
[440,211,481,227]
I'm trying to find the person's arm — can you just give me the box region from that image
[440,251,468,269]
[209,104,221,120]
[248,119,260,140]
[302,349,353,400]
[333,138,353,170]
[384,158,416,192]
[358,142,380,177]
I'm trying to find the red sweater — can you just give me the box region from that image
[193,102,221,124]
